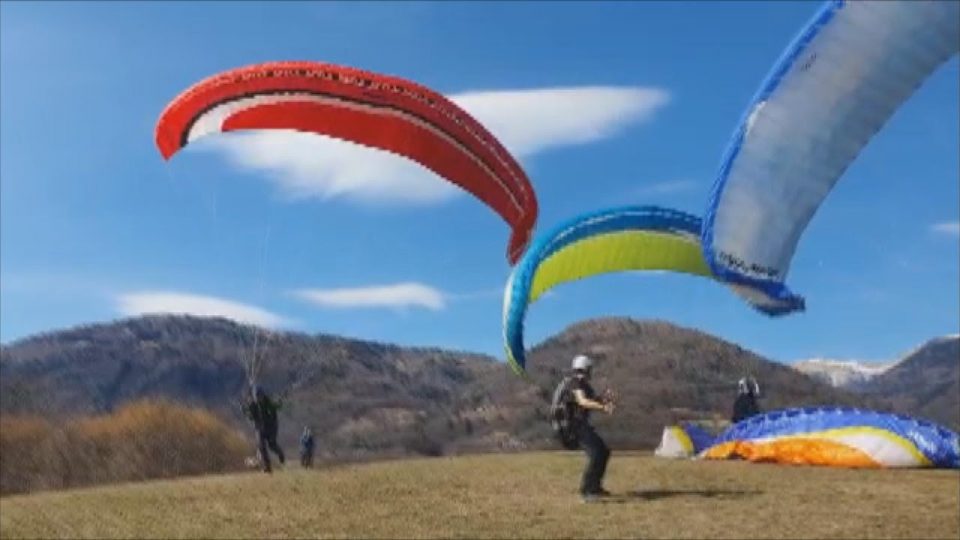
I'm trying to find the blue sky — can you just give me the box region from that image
[1,1,957,365]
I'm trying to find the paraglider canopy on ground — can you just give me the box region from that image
[657,407,960,469]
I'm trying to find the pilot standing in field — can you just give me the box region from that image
[243,385,286,473]
[732,377,761,423]
[569,354,616,502]
[300,426,315,468]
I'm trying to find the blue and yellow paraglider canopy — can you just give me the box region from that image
[698,407,960,469]
[502,206,715,374]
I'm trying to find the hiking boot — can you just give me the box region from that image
[581,494,600,504]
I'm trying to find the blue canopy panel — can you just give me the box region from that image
[702,406,960,468]
[702,0,960,316]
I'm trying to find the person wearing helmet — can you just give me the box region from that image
[569,354,615,502]
[300,426,315,468]
[731,376,761,423]
[242,385,286,473]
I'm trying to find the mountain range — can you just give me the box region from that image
[793,358,897,388]
[791,334,959,426]
[1,316,956,463]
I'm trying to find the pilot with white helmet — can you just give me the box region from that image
[732,376,761,423]
[569,354,615,502]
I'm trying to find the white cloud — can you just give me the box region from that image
[931,221,960,237]
[116,291,289,328]
[201,86,670,205]
[451,87,670,156]
[291,282,447,311]
[206,133,460,204]
[632,179,701,197]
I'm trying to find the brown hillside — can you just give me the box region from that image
[856,336,960,430]
[514,318,892,446]
[1,315,896,463]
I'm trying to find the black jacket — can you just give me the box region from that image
[732,392,760,423]
[244,396,281,434]
[570,376,598,426]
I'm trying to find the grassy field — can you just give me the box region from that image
[1,451,958,539]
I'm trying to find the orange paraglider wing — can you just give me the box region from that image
[155,61,537,263]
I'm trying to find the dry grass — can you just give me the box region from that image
[1,451,957,539]
[0,400,248,495]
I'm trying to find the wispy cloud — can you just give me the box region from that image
[451,87,670,156]
[201,86,670,205]
[632,178,701,197]
[291,282,447,311]
[116,291,290,328]
[203,133,460,204]
[931,221,960,237]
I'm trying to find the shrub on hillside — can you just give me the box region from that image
[0,416,54,494]
[0,399,249,495]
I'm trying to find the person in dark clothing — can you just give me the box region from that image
[300,426,315,468]
[569,354,615,503]
[731,377,761,423]
[242,385,285,473]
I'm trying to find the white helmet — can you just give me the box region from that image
[572,354,593,371]
[738,377,760,396]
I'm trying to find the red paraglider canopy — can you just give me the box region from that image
[155,61,537,263]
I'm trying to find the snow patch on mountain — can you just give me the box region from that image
[794,334,959,388]
[793,358,897,388]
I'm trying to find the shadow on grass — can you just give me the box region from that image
[590,489,761,504]
[630,488,761,500]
